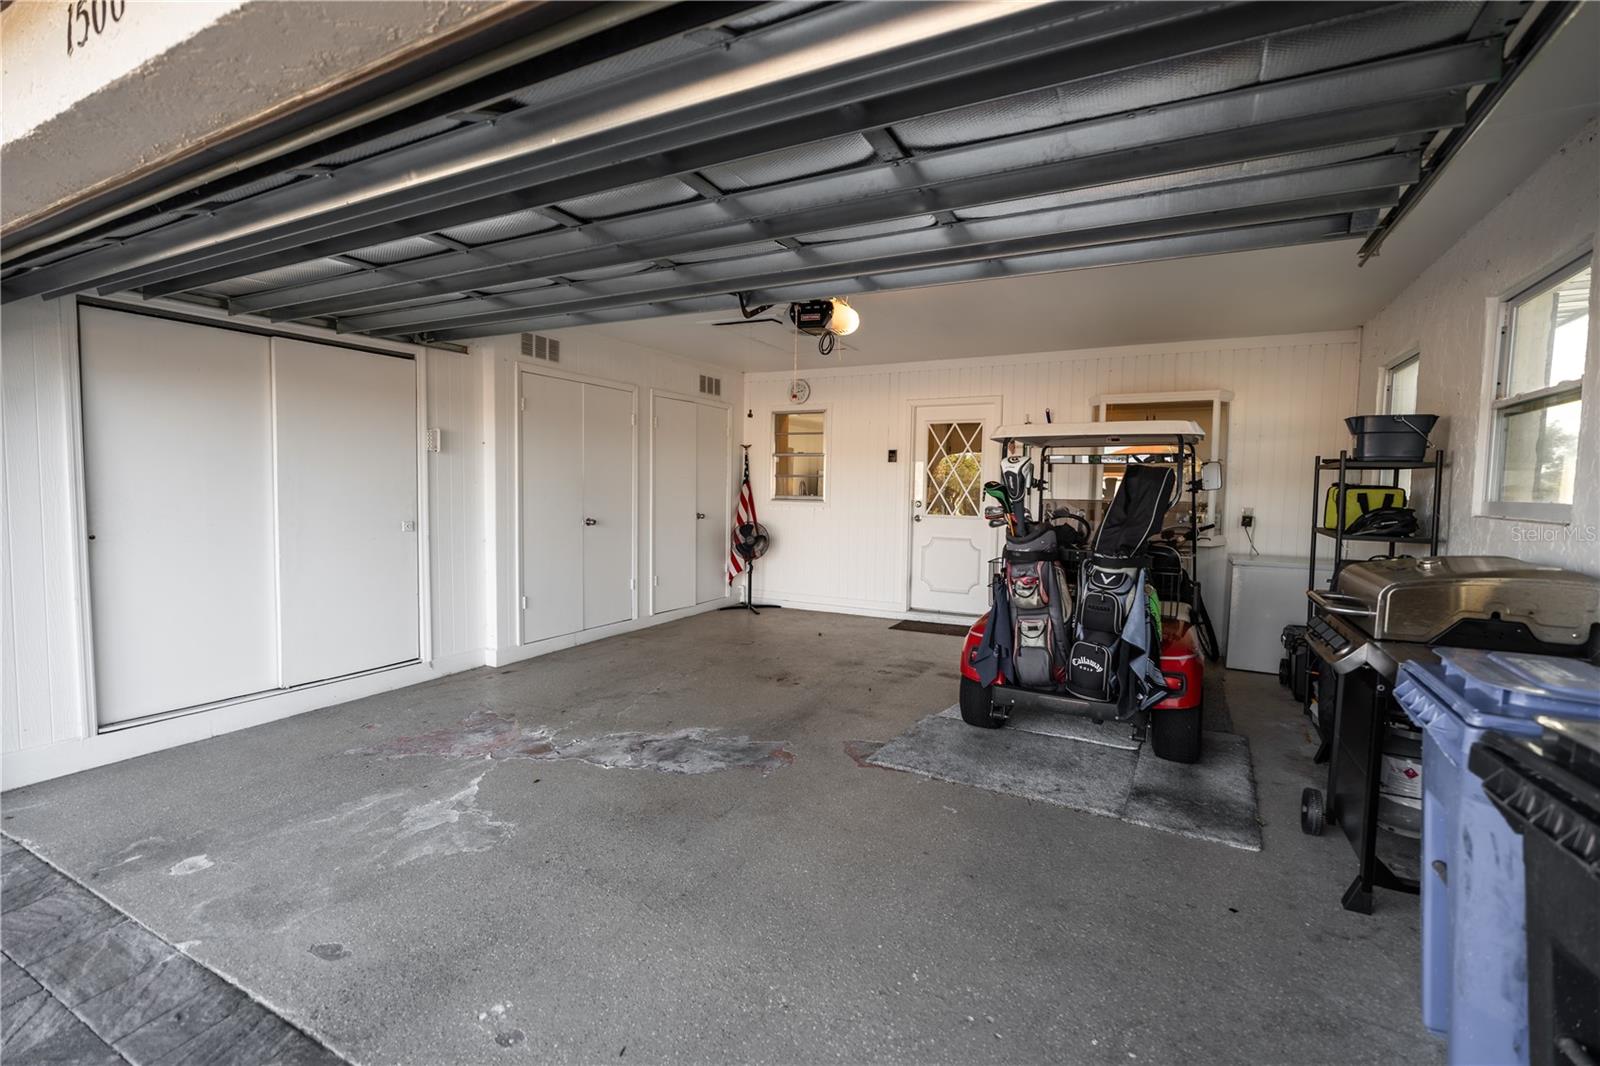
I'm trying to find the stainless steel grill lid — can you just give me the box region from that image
[1332,556,1600,645]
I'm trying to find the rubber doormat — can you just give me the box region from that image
[888,620,972,637]
[867,710,1261,851]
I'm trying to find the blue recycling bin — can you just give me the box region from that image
[1394,649,1600,1066]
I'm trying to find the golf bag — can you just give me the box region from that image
[1065,464,1177,713]
[1002,525,1072,688]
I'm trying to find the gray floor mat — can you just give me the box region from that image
[867,715,1134,817]
[937,703,1141,750]
[1123,730,1260,851]
[868,713,1261,851]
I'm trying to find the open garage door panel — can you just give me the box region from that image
[79,308,421,727]
[3,2,1563,339]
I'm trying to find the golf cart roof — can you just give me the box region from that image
[991,420,1205,447]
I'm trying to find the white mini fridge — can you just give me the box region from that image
[1226,554,1334,674]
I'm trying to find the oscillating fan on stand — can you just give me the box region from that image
[722,522,779,615]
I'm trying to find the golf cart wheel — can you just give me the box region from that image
[1149,703,1202,763]
[1301,788,1326,836]
[959,678,1003,729]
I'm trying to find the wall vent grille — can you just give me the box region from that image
[521,333,560,362]
[698,374,722,396]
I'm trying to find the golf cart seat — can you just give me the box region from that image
[1064,464,1178,710]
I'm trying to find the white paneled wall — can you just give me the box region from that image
[743,333,1361,613]
[1,297,88,755]
[479,328,743,665]
[424,347,489,667]
[1,300,491,789]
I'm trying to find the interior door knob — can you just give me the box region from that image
[584,517,597,526]
[913,515,923,522]
[696,512,706,519]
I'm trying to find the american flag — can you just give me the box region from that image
[728,448,757,584]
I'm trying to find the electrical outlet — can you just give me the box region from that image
[1240,508,1254,529]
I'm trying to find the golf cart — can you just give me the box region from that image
[958,421,1220,763]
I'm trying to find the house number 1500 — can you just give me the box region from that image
[65,0,126,56]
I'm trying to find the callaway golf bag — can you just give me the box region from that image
[1065,463,1177,713]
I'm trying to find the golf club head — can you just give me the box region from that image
[981,480,1011,527]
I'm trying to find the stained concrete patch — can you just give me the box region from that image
[351,712,793,775]
[357,769,513,867]
[842,740,886,767]
[868,713,1261,850]
[345,710,554,760]
[936,702,1141,750]
[542,727,794,775]
[168,854,214,876]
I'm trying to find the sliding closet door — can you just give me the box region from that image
[79,308,278,724]
[695,403,729,604]
[652,396,697,614]
[582,383,635,629]
[273,338,420,686]
[520,372,585,643]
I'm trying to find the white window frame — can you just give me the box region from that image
[1380,350,1421,414]
[1380,350,1421,495]
[772,408,827,501]
[1481,252,1591,524]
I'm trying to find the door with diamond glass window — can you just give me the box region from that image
[910,401,1000,615]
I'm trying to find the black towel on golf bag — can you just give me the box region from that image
[1002,526,1071,688]
[1066,464,1177,711]
[971,573,1014,687]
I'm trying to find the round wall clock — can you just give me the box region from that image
[788,379,811,404]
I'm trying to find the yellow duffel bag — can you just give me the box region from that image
[1323,483,1407,530]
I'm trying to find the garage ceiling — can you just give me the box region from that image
[0,1,1570,345]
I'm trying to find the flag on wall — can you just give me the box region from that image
[728,448,757,584]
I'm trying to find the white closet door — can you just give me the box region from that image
[652,396,697,614]
[273,338,419,686]
[582,383,635,629]
[521,372,585,643]
[79,308,277,724]
[695,403,729,604]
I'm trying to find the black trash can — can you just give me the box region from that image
[1280,624,1310,702]
[1471,722,1600,1066]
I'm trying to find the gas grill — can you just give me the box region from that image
[1307,556,1600,678]
[1302,556,1600,913]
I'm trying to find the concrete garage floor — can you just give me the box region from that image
[2,609,1438,1065]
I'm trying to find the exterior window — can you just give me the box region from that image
[1383,353,1421,494]
[773,411,825,499]
[1487,256,1590,519]
[1383,353,1420,414]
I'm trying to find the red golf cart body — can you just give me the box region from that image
[960,613,1203,712]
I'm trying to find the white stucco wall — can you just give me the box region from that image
[1358,118,1600,574]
